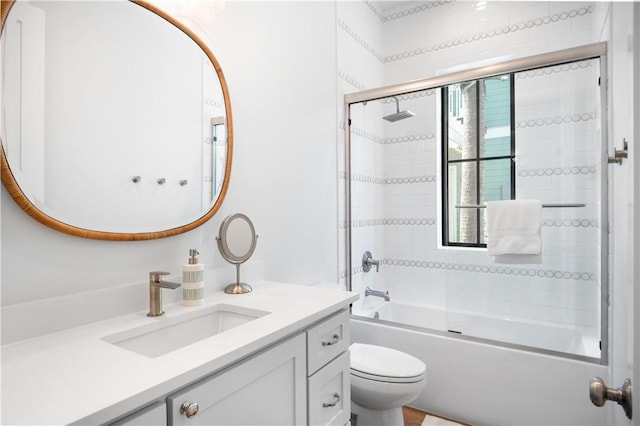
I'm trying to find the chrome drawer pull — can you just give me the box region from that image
[322,333,341,346]
[323,392,341,408]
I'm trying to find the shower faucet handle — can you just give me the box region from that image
[362,251,380,272]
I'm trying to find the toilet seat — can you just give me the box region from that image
[350,343,425,383]
[351,368,425,383]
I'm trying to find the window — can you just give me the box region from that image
[442,74,515,247]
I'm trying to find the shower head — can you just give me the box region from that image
[383,96,415,122]
[384,110,415,122]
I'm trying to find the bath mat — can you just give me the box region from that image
[421,414,464,426]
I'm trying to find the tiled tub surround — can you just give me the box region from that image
[368,2,601,82]
[336,0,606,230]
[348,57,603,358]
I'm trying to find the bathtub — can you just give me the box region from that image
[350,302,608,425]
[359,302,600,358]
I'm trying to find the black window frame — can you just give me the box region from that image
[441,75,516,248]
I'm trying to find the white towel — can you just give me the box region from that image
[486,200,542,256]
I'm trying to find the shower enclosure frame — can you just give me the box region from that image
[344,42,610,364]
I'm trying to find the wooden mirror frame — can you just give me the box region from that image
[0,0,233,240]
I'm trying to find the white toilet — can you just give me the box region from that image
[350,343,426,426]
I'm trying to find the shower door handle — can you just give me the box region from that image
[589,376,632,419]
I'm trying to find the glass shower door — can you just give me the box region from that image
[443,57,604,359]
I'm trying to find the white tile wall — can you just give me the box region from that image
[339,1,608,352]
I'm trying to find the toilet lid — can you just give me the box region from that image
[350,343,425,382]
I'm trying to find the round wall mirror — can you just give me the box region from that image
[216,213,258,294]
[0,0,233,240]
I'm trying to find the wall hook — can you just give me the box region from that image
[157,178,166,185]
[131,176,141,183]
[608,138,628,165]
[179,179,188,186]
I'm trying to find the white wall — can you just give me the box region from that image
[1,2,338,322]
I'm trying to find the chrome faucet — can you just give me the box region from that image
[147,271,181,317]
[365,286,390,301]
[362,251,380,272]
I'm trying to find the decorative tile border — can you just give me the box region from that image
[384,133,435,145]
[338,70,435,102]
[340,4,593,83]
[344,172,385,184]
[383,258,597,281]
[363,1,384,21]
[338,69,369,92]
[340,172,437,185]
[341,260,597,282]
[381,1,451,23]
[516,60,594,79]
[517,165,597,177]
[341,266,365,278]
[343,218,386,229]
[365,0,451,23]
[347,123,385,145]
[345,218,599,229]
[338,18,384,63]
[341,217,437,229]
[385,175,436,184]
[386,218,437,226]
[346,124,435,146]
[381,90,436,103]
[543,219,599,228]
[517,112,595,128]
[383,6,592,63]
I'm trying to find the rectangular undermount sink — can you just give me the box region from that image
[102,304,270,358]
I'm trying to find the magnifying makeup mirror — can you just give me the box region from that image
[216,213,258,294]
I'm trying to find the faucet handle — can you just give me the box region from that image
[362,251,380,272]
[149,271,170,283]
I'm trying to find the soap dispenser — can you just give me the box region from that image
[182,249,204,306]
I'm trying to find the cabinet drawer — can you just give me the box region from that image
[308,350,350,426]
[307,309,350,374]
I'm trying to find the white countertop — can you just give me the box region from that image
[1,281,358,425]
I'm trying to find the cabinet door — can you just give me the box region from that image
[168,333,306,425]
[308,351,350,426]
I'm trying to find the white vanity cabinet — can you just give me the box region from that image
[1,281,358,426]
[168,333,307,425]
[166,309,351,426]
[306,309,351,426]
[110,402,167,425]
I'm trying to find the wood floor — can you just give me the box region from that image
[403,406,427,426]
[402,406,469,426]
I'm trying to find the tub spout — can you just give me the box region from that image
[365,286,390,301]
